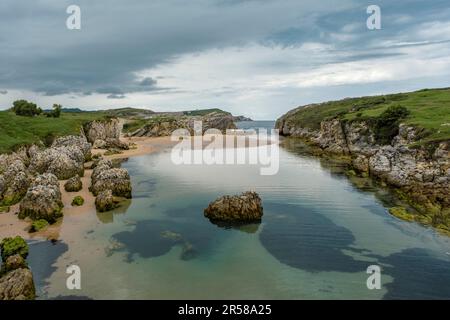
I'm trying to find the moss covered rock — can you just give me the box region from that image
[388,207,415,222]
[29,219,49,233]
[72,196,84,206]
[0,236,29,262]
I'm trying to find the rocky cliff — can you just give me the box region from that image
[127,111,237,137]
[276,113,450,233]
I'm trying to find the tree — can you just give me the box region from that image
[45,104,62,118]
[12,100,42,116]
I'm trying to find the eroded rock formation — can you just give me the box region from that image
[204,191,263,222]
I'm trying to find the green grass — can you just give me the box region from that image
[183,108,228,116]
[0,111,105,153]
[284,88,450,145]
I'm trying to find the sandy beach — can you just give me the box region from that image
[0,136,174,240]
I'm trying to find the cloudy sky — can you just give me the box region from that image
[1,0,450,119]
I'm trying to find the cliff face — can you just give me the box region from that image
[128,112,237,137]
[276,115,450,229]
[83,118,122,143]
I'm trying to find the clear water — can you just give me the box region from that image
[30,121,450,299]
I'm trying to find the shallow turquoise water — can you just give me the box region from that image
[29,121,450,299]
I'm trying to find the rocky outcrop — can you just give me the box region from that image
[95,190,120,212]
[128,112,237,137]
[0,268,35,300]
[52,135,92,161]
[90,159,131,212]
[83,118,122,143]
[28,145,85,180]
[204,191,263,222]
[0,160,31,206]
[93,138,129,150]
[90,160,132,198]
[64,175,82,192]
[276,113,450,231]
[18,173,63,223]
[0,237,35,300]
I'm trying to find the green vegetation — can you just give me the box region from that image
[45,104,62,118]
[12,100,42,116]
[373,105,410,144]
[0,206,10,213]
[0,110,105,153]
[104,107,155,118]
[183,108,228,116]
[30,219,49,233]
[123,115,178,133]
[0,236,29,261]
[389,207,416,222]
[285,88,450,145]
[71,196,85,206]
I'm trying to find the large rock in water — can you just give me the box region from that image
[18,173,63,223]
[204,191,263,222]
[90,160,132,198]
[0,268,35,300]
[95,190,120,212]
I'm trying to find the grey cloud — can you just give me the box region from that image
[107,93,126,99]
[0,90,7,95]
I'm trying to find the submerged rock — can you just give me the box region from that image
[204,191,263,222]
[64,175,82,192]
[19,173,63,223]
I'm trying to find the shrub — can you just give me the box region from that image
[12,100,42,117]
[45,104,62,118]
[374,105,410,145]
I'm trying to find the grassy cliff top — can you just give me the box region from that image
[280,88,450,144]
[0,111,105,153]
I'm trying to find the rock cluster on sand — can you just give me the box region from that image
[18,173,63,223]
[64,174,82,192]
[204,191,263,222]
[91,159,132,212]
[0,237,35,300]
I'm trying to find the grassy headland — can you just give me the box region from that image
[283,88,450,145]
[0,111,105,153]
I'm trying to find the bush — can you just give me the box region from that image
[12,100,42,117]
[374,105,410,145]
